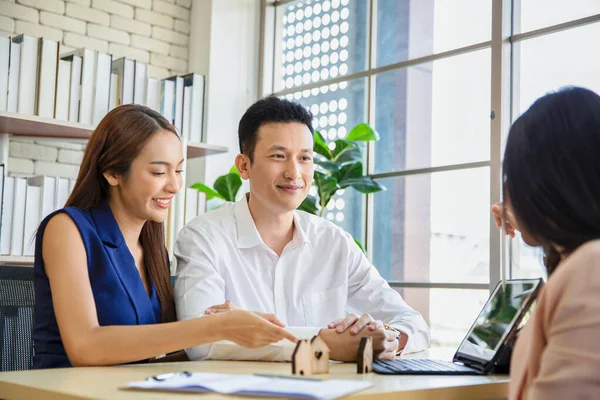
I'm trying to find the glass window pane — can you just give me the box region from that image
[516,22,600,114]
[394,288,490,348]
[373,168,490,283]
[376,0,491,67]
[374,49,490,174]
[274,0,368,92]
[286,79,367,242]
[516,0,600,33]
[510,235,547,280]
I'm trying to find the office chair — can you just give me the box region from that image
[0,265,35,371]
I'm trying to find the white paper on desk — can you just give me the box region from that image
[125,372,372,400]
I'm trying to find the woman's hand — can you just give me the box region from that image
[205,300,237,315]
[491,202,519,237]
[218,310,297,348]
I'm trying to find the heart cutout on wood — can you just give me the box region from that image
[315,351,323,360]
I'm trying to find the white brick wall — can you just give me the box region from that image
[135,8,172,29]
[17,0,65,15]
[174,18,189,34]
[151,25,187,46]
[3,0,193,178]
[0,1,39,23]
[65,3,109,26]
[110,15,151,36]
[40,11,86,35]
[91,0,134,19]
[0,15,16,34]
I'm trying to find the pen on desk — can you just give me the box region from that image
[253,373,322,381]
[148,371,191,381]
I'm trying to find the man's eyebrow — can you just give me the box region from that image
[149,159,185,166]
[267,145,313,153]
[268,145,287,151]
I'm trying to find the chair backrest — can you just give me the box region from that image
[0,265,35,371]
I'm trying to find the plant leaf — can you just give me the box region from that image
[313,131,331,159]
[298,194,319,215]
[314,158,340,174]
[341,176,386,194]
[354,238,366,254]
[314,171,340,210]
[190,183,225,201]
[332,140,362,164]
[214,173,242,202]
[338,161,363,184]
[345,123,380,142]
[229,165,240,176]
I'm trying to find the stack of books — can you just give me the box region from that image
[0,34,206,143]
[0,165,76,257]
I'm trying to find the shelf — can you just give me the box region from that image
[0,111,94,139]
[0,255,34,265]
[187,142,228,158]
[0,112,229,158]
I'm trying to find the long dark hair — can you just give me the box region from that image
[66,104,177,322]
[503,87,600,275]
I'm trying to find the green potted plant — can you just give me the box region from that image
[299,122,385,216]
[191,165,242,203]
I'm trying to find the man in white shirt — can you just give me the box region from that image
[174,97,430,362]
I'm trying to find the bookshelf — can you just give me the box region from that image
[0,112,227,160]
[0,255,34,265]
[0,112,228,267]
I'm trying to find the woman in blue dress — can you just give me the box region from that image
[33,104,296,368]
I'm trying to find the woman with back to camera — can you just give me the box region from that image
[491,87,600,399]
[33,104,296,368]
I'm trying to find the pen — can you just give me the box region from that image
[253,373,322,381]
[148,371,192,381]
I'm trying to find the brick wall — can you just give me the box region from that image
[0,0,193,178]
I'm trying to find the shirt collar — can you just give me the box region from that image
[233,194,311,250]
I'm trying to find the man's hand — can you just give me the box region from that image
[205,300,238,315]
[491,202,519,238]
[328,312,381,334]
[319,325,398,361]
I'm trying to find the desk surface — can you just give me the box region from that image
[0,348,509,400]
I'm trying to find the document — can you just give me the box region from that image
[124,371,372,399]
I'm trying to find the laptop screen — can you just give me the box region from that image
[456,280,540,361]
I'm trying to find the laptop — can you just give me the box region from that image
[373,278,544,375]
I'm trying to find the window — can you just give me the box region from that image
[394,288,490,347]
[263,0,599,348]
[515,0,600,33]
[373,168,490,283]
[376,0,491,66]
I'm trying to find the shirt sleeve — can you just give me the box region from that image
[174,226,321,361]
[526,251,600,399]
[343,231,431,354]
[173,225,226,360]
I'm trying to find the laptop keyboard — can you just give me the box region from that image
[372,359,480,375]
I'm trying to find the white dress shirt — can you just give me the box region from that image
[174,195,430,361]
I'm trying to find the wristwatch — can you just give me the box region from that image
[383,324,404,355]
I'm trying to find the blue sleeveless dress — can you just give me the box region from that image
[32,203,161,369]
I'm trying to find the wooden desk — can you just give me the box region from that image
[0,348,509,400]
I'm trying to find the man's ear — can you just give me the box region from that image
[103,171,120,187]
[235,154,251,180]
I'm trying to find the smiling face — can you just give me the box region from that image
[104,129,184,224]
[236,122,314,214]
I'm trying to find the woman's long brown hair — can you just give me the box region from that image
[65,104,177,323]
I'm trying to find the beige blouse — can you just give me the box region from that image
[510,239,600,399]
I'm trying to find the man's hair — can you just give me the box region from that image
[238,96,314,162]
